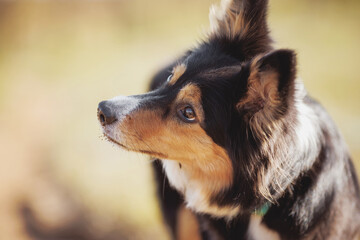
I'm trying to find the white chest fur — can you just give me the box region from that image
[247,215,281,240]
[162,159,189,193]
[161,159,240,218]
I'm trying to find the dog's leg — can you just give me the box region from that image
[197,213,250,240]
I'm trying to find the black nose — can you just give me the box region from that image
[98,101,117,126]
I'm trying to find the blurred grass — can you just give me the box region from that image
[0,0,359,239]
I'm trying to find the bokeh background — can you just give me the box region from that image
[0,0,359,239]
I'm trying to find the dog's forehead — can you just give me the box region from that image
[169,64,242,86]
[151,48,244,105]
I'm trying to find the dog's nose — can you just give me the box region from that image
[98,101,117,126]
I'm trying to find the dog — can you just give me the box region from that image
[97,0,360,239]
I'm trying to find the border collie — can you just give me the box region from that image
[98,0,360,239]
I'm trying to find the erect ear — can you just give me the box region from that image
[236,49,297,137]
[209,0,271,58]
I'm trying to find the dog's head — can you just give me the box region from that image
[98,0,311,216]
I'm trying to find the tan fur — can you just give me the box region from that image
[168,64,187,85]
[176,205,201,240]
[236,55,281,141]
[110,84,234,217]
[175,83,204,122]
[162,159,240,218]
[209,0,250,39]
[116,84,233,195]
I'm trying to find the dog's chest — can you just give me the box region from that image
[248,215,281,240]
[162,160,281,239]
[161,159,240,218]
[161,160,189,193]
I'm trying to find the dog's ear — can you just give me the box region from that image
[236,49,296,138]
[209,0,271,59]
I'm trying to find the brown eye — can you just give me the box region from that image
[178,106,196,123]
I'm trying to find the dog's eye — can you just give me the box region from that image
[166,74,173,83]
[178,106,196,123]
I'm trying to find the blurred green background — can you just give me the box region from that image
[0,0,359,239]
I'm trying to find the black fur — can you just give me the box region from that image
[149,52,360,239]
[151,159,183,239]
[104,0,360,239]
[197,214,250,240]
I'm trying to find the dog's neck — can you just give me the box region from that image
[161,159,242,219]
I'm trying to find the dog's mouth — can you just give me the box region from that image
[102,133,168,159]
[102,133,128,149]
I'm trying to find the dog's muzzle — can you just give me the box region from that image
[97,95,140,127]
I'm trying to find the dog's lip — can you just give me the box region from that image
[102,133,168,159]
[103,133,128,149]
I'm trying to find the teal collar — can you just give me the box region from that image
[253,202,271,217]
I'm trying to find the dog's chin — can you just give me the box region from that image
[103,132,128,149]
[99,122,128,149]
